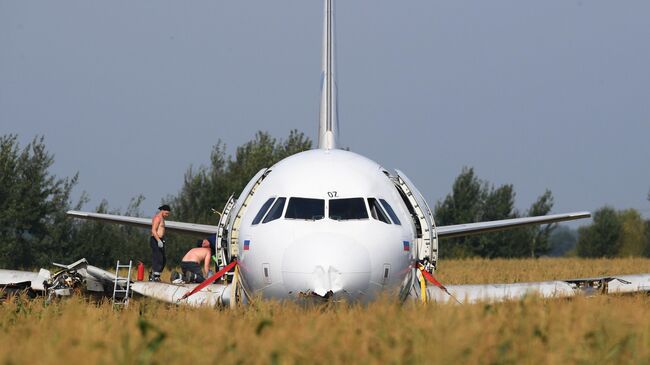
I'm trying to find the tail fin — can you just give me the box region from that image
[318,0,338,150]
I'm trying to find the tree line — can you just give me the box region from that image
[434,167,555,258]
[0,132,311,268]
[434,167,650,258]
[0,132,649,268]
[576,206,650,258]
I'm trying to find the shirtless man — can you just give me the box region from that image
[180,239,212,283]
[149,204,171,282]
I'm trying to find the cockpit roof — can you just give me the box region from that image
[259,149,392,197]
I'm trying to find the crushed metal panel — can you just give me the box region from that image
[52,258,88,270]
[31,269,51,291]
[605,274,650,294]
[84,277,106,292]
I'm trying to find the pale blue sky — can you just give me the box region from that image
[1,1,649,223]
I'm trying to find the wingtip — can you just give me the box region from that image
[66,210,88,217]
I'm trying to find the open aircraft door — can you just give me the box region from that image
[394,170,438,270]
[226,168,271,258]
[214,194,235,269]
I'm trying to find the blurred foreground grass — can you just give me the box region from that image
[2,258,650,364]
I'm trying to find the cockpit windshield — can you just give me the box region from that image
[380,199,401,225]
[368,198,391,224]
[329,198,368,220]
[252,197,275,225]
[262,197,286,223]
[285,197,325,220]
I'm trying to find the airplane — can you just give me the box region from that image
[4,0,650,307]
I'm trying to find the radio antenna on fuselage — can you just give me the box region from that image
[318,0,338,150]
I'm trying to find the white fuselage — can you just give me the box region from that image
[235,149,416,302]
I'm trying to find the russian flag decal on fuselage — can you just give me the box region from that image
[244,240,251,250]
[403,241,410,251]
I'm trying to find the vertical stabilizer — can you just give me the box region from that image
[318,0,338,150]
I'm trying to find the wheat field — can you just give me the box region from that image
[2,258,650,364]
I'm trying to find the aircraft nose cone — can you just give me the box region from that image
[281,234,371,298]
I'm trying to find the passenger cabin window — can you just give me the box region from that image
[285,197,324,220]
[263,197,286,223]
[368,198,391,224]
[252,197,275,225]
[380,199,401,225]
[329,198,368,221]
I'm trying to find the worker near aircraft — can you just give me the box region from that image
[180,239,213,283]
[149,204,171,282]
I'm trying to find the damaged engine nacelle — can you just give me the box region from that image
[43,267,85,298]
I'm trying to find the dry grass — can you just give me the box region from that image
[2,258,650,364]
[435,257,650,284]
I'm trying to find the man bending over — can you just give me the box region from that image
[180,239,212,283]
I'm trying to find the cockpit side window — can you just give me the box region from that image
[368,198,391,224]
[285,197,325,220]
[252,197,275,225]
[329,198,368,220]
[379,199,401,225]
[263,197,286,223]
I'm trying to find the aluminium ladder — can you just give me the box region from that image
[112,260,133,308]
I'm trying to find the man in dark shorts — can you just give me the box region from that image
[149,204,171,282]
[180,239,212,283]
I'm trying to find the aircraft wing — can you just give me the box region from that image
[0,269,46,291]
[426,273,650,303]
[0,258,120,295]
[0,257,232,307]
[66,210,219,236]
[435,211,591,239]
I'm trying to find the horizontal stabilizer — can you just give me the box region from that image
[436,212,591,239]
[67,210,219,236]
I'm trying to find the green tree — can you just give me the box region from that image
[434,168,555,258]
[0,135,82,268]
[549,225,578,256]
[576,207,621,258]
[645,220,650,257]
[0,130,311,269]
[472,184,518,258]
[66,195,150,268]
[435,167,486,227]
[169,130,312,224]
[525,190,556,257]
[615,209,646,257]
[434,167,488,258]
[646,190,650,256]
